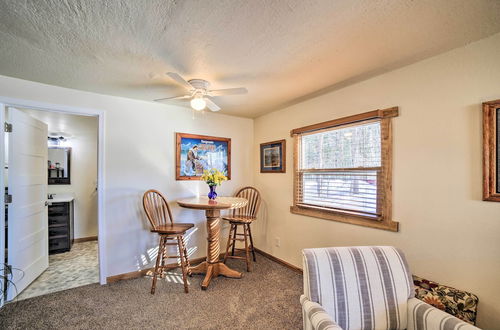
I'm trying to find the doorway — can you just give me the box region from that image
[0,99,106,305]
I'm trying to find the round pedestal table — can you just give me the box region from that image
[177,196,248,290]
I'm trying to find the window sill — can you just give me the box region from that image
[290,205,399,232]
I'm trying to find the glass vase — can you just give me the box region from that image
[208,185,217,200]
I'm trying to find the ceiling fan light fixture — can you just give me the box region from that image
[190,96,206,111]
[156,72,248,112]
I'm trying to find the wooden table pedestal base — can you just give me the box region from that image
[177,197,248,290]
[190,261,242,290]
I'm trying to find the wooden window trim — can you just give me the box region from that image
[290,107,399,232]
[483,99,500,202]
[289,107,399,137]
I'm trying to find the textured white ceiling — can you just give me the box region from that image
[1,0,500,118]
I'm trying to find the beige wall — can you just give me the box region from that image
[253,32,500,328]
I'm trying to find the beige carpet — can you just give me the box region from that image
[0,254,303,329]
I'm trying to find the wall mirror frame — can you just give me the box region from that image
[48,147,71,185]
[483,99,500,202]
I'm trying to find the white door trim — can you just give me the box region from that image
[0,96,107,285]
[0,103,5,307]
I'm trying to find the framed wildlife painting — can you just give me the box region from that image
[260,139,286,173]
[176,133,231,180]
[483,99,500,201]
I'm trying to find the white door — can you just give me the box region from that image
[7,107,48,300]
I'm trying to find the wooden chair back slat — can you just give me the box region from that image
[143,189,174,230]
[232,186,261,218]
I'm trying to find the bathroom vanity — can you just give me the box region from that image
[48,194,74,254]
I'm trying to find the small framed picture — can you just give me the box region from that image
[260,139,286,173]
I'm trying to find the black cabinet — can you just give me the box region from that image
[48,201,74,254]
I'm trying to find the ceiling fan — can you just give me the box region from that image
[154,72,248,112]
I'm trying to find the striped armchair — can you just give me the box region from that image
[301,246,480,330]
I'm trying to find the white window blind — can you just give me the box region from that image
[297,121,382,217]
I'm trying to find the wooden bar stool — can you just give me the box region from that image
[143,189,194,294]
[222,187,261,272]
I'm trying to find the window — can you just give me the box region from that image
[290,108,399,231]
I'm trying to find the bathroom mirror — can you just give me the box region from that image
[48,147,71,184]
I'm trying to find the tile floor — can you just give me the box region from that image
[16,241,99,301]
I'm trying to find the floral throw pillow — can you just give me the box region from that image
[413,275,479,325]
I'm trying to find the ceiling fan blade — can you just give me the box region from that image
[209,87,248,96]
[166,72,193,90]
[154,94,191,102]
[205,98,221,112]
[155,99,191,108]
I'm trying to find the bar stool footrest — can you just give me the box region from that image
[225,255,247,260]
